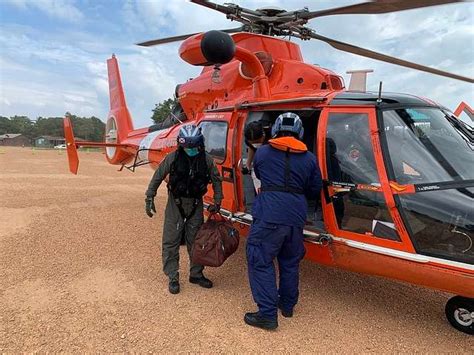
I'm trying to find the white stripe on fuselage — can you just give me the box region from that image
[138,129,167,161]
[304,228,474,271]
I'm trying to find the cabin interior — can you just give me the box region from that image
[241,109,323,230]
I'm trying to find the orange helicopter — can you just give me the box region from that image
[63,0,474,334]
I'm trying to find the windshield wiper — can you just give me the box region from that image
[446,115,474,143]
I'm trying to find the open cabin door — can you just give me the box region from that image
[319,107,415,252]
[196,112,239,213]
[235,109,321,217]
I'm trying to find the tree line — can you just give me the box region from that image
[0,113,105,142]
[0,98,178,142]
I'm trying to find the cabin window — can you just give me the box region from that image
[198,121,227,163]
[326,112,400,241]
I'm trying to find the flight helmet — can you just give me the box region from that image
[177,124,204,148]
[271,112,304,139]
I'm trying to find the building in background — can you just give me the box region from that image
[0,134,31,146]
[34,136,66,148]
[34,136,85,148]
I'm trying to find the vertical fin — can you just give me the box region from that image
[107,55,134,140]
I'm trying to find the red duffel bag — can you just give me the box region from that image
[191,212,240,267]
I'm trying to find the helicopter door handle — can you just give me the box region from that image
[322,180,331,204]
[221,167,235,183]
[237,158,246,172]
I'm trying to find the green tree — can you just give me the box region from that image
[9,116,36,139]
[0,116,12,135]
[36,116,63,137]
[66,113,105,141]
[151,97,177,124]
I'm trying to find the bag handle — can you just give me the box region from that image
[208,211,225,221]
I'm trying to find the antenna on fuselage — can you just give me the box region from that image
[377,81,383,104]
[170,111,184,125]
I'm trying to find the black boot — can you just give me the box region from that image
[244,312,278,330]
[169,278,180,294]
[189,275,213,289]
[278,302,294,318]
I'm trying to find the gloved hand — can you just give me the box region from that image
[241,166,251,175]
[207,204,221,213]
[145,197,156,218]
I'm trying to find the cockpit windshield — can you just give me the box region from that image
[383,107,474,264]
[383,108,474,185]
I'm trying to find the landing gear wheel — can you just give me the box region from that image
[445,296,474,335]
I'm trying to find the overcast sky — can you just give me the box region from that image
[0,0,473,127]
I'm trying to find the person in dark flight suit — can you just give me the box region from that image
[244,112,322,330]
[145,124,223,294]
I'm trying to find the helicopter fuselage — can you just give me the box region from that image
[64,32,474,301]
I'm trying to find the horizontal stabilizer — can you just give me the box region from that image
[63,117,128,174]
[63,117,79,174]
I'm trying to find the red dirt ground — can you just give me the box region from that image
[0,147,472,352]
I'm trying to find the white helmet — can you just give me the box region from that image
[271,112,304,139]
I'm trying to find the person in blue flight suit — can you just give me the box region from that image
[244,112,322,330]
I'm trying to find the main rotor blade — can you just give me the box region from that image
[136,27,242,47]
[137,33,199,46]
[190,0,234,15]
[190,0,262,16]
[310,32,474,83]
[295,0,464,20]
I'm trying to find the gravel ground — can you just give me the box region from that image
[0,147,472,352]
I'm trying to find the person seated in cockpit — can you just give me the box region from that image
[337,124,378,185]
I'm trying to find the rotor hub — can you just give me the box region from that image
[255,6,286,16]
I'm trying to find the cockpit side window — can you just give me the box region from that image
[325,112,400,241]
[326,113,379,185]
[198,121,227,163]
